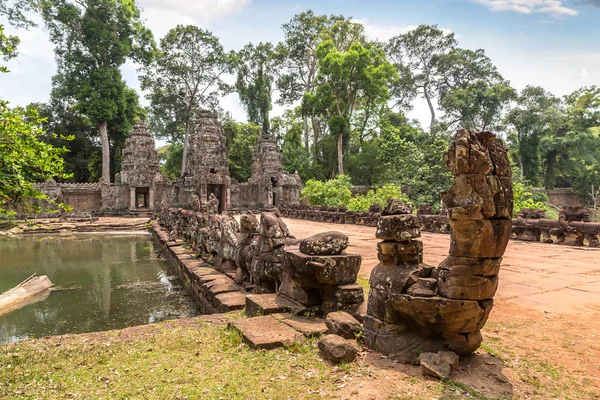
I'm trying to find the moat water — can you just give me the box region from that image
[0,234,199,345]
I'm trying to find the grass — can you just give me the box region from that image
[0,319,342,400]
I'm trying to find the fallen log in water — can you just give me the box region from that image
[0,274,53,317]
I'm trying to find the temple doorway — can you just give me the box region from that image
[271,177,279,206]
[207,184,224,213]
[135,187,149,209]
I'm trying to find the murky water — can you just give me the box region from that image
[0,234,199,345]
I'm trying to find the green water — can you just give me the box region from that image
[0,234,199,345]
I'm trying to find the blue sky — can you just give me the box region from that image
[1,0,599,128]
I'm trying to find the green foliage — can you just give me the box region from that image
[223,120,261,182]
[513,182,548,213]
[271,111,310,176]
[301,175,352,206]
[140,24,230,177]
[347,184,411,212]
[0,101,71,215]
[235,42,276,135]
[41,0,154,182]
[0,24,19,72]
[158,143,183,182]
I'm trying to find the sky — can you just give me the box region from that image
[1,0,600,129]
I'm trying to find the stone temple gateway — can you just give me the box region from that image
[35,111,302,213]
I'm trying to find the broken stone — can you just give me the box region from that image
[325,311,362,340]
[376,215,421,241]
[283,248,361,286]
[299,231,349,256]
[318,334,360,363]
[382,198,413,215]
[419,351,460,379]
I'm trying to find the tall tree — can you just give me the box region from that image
[305,39,396,175]
[505,86,561,184]
[41,0,154,183]
[140,25,230,177]
[276,11,334,153]
[235,42,277,136]
[387,25,457,130]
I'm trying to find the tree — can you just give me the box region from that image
[0,101,70,215]
[436,48,515,130]
[387,25,457,130]
[222,119,261,182]
[0,24,19,72]
[305,39,396,175]
[41,0,154,183]
[28,101,100,183]
[505,86,561,184]
[276,11,333,152]
[140,25,230,177]
[235,42,277,136]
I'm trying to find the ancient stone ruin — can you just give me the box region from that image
[231,135,302,210]
[118,120,166,210]
[363,129,513,361]
[177,110,231,212]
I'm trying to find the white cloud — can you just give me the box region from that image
[576,68,588,79]
[138,0,250,38]
[355,20,452,42]
[472,0,579,17]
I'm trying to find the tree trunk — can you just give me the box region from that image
[337,130,344,176]
[303,115,309,154]
[98,120,110,183]
[180,121,191,178]
[311,116,320,161]
[424,86,436,132]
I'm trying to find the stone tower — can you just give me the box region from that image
[244,135,302,208]
[120,120,162,210]
[180,110,231,211]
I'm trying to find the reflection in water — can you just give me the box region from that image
[0,235,199,345]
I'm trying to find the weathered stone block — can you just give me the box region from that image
[419,351,459,379]
[487,175,513,219]
[245,293,305,317]
[282,316,328,338]
[406,277,437,297]
[279,274,323,307]
[438,271,498,300]
[449,219,511,258]
[283,248,361,286]
[299,231,349,255]
[438,256,501,276]
[229,316,302,349]
[376,215,421,241]
[318,334,360,363]
[325,311,362,340]
[388,294,490,334]
[323,284,364,305]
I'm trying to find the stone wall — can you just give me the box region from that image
[544,188,582,207]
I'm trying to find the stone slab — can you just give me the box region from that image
[281,316,328,338]
[245,293,307,317]
[229,316,303,349]
[214,292,247,313]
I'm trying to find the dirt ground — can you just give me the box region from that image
[282,218,600,399]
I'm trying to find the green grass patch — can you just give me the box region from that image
[0,320,342,399]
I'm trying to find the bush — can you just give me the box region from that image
[347,184,411,212]
[301,175,352,206]
[513,182,548,214]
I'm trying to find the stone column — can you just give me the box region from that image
[149,187,155,210]
[129,187,136,210]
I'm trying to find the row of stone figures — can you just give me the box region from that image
[512,206,600,247]
[155,207,366,316]
[156,129,514,363]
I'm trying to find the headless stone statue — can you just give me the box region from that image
[208,193,219,215]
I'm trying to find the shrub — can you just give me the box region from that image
[301,175,352,207]
[513,182,547,214]
[347,184,411,212]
